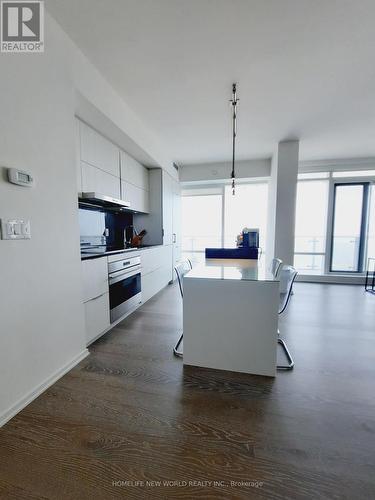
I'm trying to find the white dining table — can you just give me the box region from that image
[183,258,280,377]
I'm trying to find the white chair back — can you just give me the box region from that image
[270,258,283,278]
[174,259,193,298]
[279,265,298,314]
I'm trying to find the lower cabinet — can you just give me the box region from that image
[84,292,110,345]
[141,245,173,304]
[81,246,173,346]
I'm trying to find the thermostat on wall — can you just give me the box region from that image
[7,168,35,187]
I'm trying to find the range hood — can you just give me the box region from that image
[79,192,130,209]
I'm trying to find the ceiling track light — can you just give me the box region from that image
[230,82,239,195]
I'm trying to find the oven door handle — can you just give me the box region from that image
[109,266,141,285]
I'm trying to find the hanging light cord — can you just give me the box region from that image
[230,83,239,195]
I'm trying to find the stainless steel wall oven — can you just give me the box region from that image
[108,254,141,323]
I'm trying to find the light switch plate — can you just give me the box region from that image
[0,219,31,240]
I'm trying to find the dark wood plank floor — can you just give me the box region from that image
[1,283,375,499]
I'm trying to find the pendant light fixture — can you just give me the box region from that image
[230,83,239,195]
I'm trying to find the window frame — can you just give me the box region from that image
[328,181,371,274]
[294,176,329,275]
[181,179,269,258]
[294,170,375,276]
[181,189,224,256]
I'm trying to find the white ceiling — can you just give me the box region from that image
[48,0,375,164]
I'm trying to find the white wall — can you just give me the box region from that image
[0,17,87,425]
[0,12,174,425]
[266,152,278,269]
[266,141,299,267]
[180,159,270,183]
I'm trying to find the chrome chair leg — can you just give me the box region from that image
[173,332,183,357]
[277,337,294,370]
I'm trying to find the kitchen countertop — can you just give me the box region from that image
[81,244,164,261]
[185,258,278,282]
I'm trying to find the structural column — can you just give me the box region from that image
[266,140,299,267]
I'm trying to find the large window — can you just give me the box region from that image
[181,193,222,261]
[330,184,367,272]
[294,170,375,275]
[224,183,268,251]
[181,182,268,261]
[294,179,329,274]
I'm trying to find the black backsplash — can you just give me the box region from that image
[106,210,133,247]
[79,205,133,248]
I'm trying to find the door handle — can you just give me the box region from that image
[173,233,177,243]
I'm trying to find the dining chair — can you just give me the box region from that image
[277,265,298,370]
[270,257,283,278]
[173,259,193,357]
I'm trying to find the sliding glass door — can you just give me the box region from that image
[330,183,369,272]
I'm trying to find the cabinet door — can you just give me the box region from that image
[82,162,121,199]
[141,246,173,303]
[82,257,108,303]
[80,121,120,177]
[100,169,121,199]
[120,151,149,191]
[172,180,182,268]
[75,119,82,194]
[122,181,149,213]
[84,292,110,345]
[162,172,173,245]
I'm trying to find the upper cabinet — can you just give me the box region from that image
[80,121,120,177]
[81,161,121,199]
[120,151,149,190]
[120,150,149,213]
[76,119,121,199]
[75,119,150,214]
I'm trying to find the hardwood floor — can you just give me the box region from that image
[1,283,375,499]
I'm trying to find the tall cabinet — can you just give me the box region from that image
[172,180,182,270]
[134,168,181,280]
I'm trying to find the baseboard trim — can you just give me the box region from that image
[0,349,89,428]
[297,274,365,285]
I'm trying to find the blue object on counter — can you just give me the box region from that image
[243,231,259,248]
[205,247,259,259]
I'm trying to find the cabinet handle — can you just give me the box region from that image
[173,233,176,243]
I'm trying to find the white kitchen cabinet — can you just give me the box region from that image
[120,151,149,191]
[134,168,178,249]
[84,292,110,345]
[141,246,171,276]
[141,268,169,304]
[75,118,82,194]
[121,181,149,214]
[82,257,109,303]
[140,245,173,303]
[82,258,110,345]
[172,180,182,272]
[120,150,149,212]
[162,171,174,245]
[81,161,121,199]
[80,121,120,177]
